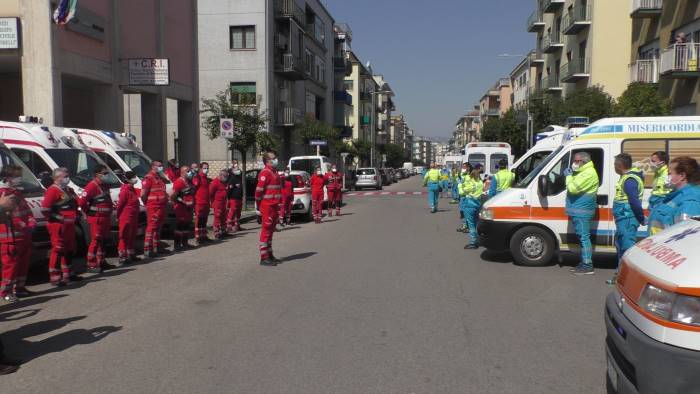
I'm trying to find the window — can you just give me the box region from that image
[344,80,353,91]
[490,153,508,174]
[669,139,700,161]
[304,49,313,75]
[290,158,321,174]
[316,58,325,84]
[12,148,52,177]
[514,151,553,183]
[622,139,666,188]
[467,153,486,169]
[230,82,256,105]
[46,149,121,189]
[230,26,255,50]
[544,148,603,196]
[96,152,122,173]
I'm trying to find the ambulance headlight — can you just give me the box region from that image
[479,208,494,221]
[671,295,700,326]
[638,284,676,320]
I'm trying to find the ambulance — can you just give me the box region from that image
[511,125,587,184]
[605,218,700,393]
[462,142,513,177]
[0,120,125,247]
[477,116,700,266]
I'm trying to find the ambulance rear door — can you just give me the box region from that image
[530,142,614,252]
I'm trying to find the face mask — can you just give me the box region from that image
[284,172,290,177]
[332,168,337,172]
[461,170,468,174]
[571,163,580,171]
[157,166,164,173]
[666,174,683,189]
[128,178,138,185]
[192,168,199,173]
[187,171,195,179]
[233,170,241,175]
[60,177,70,187]
[202,168,209,175]
[316,171,322,175]
[278,171,284,176]
[10,177,22,187]
[270,159,279,167]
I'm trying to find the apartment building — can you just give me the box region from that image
[527,0,631,98]
[413,136,433,165]
[479,78,512,122]
[333,23,353,140]
[454,110,481,148]
[345,51,376,144]
[197,0,335,166]
[0,0,199,163]
[510,51,540,110]
[629,0,700,115]
[372,74,394,147]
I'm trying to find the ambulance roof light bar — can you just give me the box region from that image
[466,142,510,148]
[566,116,589,128]
[18,115,43,124]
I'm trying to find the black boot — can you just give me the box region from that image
[270,253,283,264]
[260,258,277,267]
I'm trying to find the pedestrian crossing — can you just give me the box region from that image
[345,191,427,198]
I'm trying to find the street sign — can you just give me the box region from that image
[128,58,170,86]
[220,118,235,139]
[309,140,327,146]
[0,18,19,49]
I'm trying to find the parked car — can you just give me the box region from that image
[246,169,314,222]
[355,167,382,190]
[392,168,402,182]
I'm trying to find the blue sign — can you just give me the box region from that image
[310,140,327,146]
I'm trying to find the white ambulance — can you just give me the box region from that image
[463,142,514,177]
[605,218,700,393]
[511,126,587,184]
[0,120,125,247]
[477,116,700,266]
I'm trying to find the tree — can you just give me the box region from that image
[353,139,372,167]
[201,88,273,208]
[480,117,502,143]
[480,110,527,157]
[294,115,341,158]
[529,85,614,132]
[614,82,672,117]
[382,143,407,168]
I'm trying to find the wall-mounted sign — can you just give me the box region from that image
[128,58,170,86]
[0,18,19,49]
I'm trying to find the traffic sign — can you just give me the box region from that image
[309,140,327,146]
[220,118,235,139]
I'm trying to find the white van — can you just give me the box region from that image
[463,142,514,176]
[477,116,700,266]
[511,126,586,184]
[289,155,334,201]
[605,218,700,393]
[0,120,125,247]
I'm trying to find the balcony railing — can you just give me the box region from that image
[543,32,563,53]
[530,49,545,64]
[630,59,659,83]
[334,90,353,106]
[541,0,565,13]
[483,108,500,117]
[541,75,562,92]
[660,43,700,77]
[631,0,663,17]
[275,53,306,80]
[562,5,592,35]
[527,11,545,32]
[277,107,302,126]
[560,58,591,82]
[274,0,305,26]
[333,56,352,76]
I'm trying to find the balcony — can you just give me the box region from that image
[630,59,659,83]
[527,11,545,32]
[631,0,663,18]
[274,0,305,26]
[562,5,591,35]
[483,108,500,117]
[334,90,353,106]
[560,58,591,82]
[541,0,564,13]
[275,53,306,80]
[541,75,562,92]
[530,49,545,65]
[277,107,302,127]
[336,125,353,138]
[360,115,371,125]
[543,33,563,53]
[333,56,352,76]
[359,91,371,101]
[660,44,700,78]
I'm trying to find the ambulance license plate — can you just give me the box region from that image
[607,356,618,392]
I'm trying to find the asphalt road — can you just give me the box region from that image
[1,176,615,394]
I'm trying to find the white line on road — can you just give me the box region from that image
[413,192,422,195]
[363,192,375,196]
[397,192,406,195]
[381,192,390,195]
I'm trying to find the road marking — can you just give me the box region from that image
[397,192,406,195]
[381,192,390,195]
[413,192,422,195]
[363,192,375,196]
[344,191,427,198]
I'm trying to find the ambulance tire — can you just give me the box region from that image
[509,226,555,267]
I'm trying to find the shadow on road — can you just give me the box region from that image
[0,309,41,322]
[280,252,318,263]
[480,250,514,264]
[3,316,122,363]
[0,295,69,313]
[321,219,340,223]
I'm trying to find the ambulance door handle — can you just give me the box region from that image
[597,195,608,206]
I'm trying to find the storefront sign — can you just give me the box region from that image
[128,58,170,86]
[0,18,19,49]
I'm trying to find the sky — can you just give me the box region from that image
[323,0,535,140]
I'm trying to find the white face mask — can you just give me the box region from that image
[332,168,337,172]
[10,176,22,187]
[271,159,279,167]
[128,178,138,185]
[571,163,580,171]
[202,168,209,175]
[284,172,290,177]
[157,166,164,173]
[233,170,241,175]
[60,177,70,187]
[316,171,322,175]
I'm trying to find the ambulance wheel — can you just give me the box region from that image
[509,226,555,267]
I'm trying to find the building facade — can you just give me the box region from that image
[0,0,199,163]
[479,78,512,123]
[630,0,700,115]
[527,0,631,99]
[412,136,433,165]
[197,0,335,167]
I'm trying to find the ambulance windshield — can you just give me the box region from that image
[116,151,153,179]
[0,147,44,197]
[46,149,122,189]
[514,146,564,188]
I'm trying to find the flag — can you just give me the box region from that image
[53,0,78,25]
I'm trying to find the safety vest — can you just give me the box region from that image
[494,169,515,192]
[424,169,440,183]
[651,165,672,197]
[440,171,450,181]
[614,169,644,203]
[566,161,599,196]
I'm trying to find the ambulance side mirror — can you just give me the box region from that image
[538,175,549,196]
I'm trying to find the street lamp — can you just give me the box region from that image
[498,53,535,150]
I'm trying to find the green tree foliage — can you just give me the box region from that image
[294,115,342,158]
[382,143,408,168]
[529,85,614,131]
[353,139,372,166]
[480,109,527,157]
[614,82,672,117]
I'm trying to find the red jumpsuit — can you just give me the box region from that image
[116,183,140,261]
[165,166,179,183]
[141,171,168,254]
[0,185,35,297]
[310,174,326,223]
[192,172,210,242]
[279,175,294,224]
[172,177,195,247]
[209,178,229,237]
[324,171,343,216]
[41,185,78,285]
[80,179,113,270]
[255,165,281,260]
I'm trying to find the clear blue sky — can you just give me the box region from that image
[324,0,535,140]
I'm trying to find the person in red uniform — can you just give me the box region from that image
[116,171,140,266]
[192,162,211,244]
[0,165,36,303]
[41,167,80,286]
[141,160,169,258]
[165,158,179,183]
[279,168,294,226]
[310,166,326,224]
[79,164,114,274]
[171,166,196,250]
[209,169,230,239]
[324,165,343,217]
[226,160,244,233]
[255,152,282,266]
